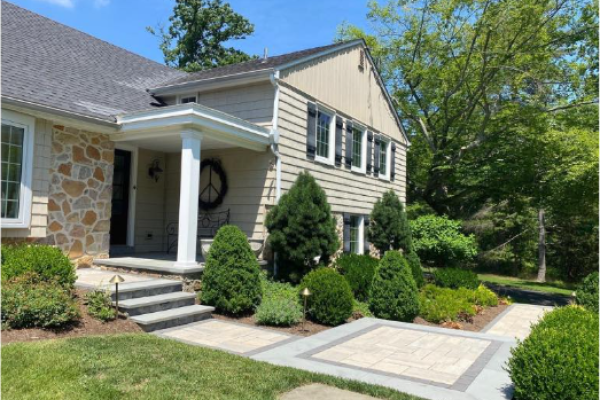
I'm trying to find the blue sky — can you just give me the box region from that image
[9,0,372,64]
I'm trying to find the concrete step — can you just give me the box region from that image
[109,279,183,301]
[130,305,214,332]
[116,292,197,316]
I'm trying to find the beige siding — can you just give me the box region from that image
[280,46,406,145]
[164,147,275,242]
[134,148,166,253]
[277,85,407,215]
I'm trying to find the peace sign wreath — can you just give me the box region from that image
[199,158,228,210]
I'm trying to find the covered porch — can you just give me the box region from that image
[99,103,276,273]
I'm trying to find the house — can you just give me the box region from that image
[1,1,408,273]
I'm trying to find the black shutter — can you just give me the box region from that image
[343,213,351,253]
[335,116,343,167]
[345,121,353,168]
[366,131,373,175]
[391,142,397,181]
[374,135,381,177]
[363,215,370,254]
[306,102,317,160]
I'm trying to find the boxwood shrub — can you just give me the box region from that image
[1,277,80,329]
[433,268,479,290]
[335,254,379,301]
[255,280,303,326]
[405,251,425,288]
[299,268,353,326]
[369,251,419,322]
[1,244,75,288]
[201,225,262,315]
[576,271,599,313]
[508,306,599,400]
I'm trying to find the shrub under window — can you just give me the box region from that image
[335,254,378,301]
[1,244,75,288]
[299,268,353,326]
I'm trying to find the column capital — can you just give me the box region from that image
[181,129,203,141]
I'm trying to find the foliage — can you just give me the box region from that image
[508,306,599,400]
[369,251,419,322]
[1,277,80,329]
[576,272,599,313]
[473,285,499,307]
[410,215,478,268]
[85,290,117,322]
[335,254,379,301]
[255,280,302,326]
[299,268,353,326]
[405,251,425,288]
[265,172,339,279]
[1,244,75,288]
[352,300,374,318]
[148,0,254,72]
[201,225,262,315]
[368,190,413,254]
[418,285,477,323]
[433,268,479,290]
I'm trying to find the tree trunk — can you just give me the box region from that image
[536,208,547,283]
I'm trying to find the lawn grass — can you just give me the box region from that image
[476,274,575,296]
[2,334,422,400]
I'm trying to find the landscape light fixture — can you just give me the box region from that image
[109,275,125,315]
[301,287,311,332]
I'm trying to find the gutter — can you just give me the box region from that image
[269,71,282,202]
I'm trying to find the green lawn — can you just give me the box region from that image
[2,334,422,400]
[477,274,575,296]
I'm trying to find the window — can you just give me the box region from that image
[379,139,391,180]
[315,108,335,164]
[349,215,364,254]
[1,110,34,228]
[351,125,366,173]
[179,95,197,104]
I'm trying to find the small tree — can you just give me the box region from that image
[266,172,339,279]
[369,190,413,254]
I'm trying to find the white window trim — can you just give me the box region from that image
[314,105,336,166]
[349,214,365,255]
[177,94,197,104]
[350,121,367,174]
[1,110,35,229]
[379,136,392,181]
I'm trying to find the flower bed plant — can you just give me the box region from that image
[255,280,303,326]
[418,283,499,323]
[85,290,117,322]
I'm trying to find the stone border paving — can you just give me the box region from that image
[153,319,302,357]
[481,304,553,334]
[297,323,503,392]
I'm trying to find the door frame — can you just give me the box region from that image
[113,143,138,247]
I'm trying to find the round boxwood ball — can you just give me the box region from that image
[299,268,353,326]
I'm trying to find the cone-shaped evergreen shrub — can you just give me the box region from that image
[405,251,425,288]
[201,225,262,315]
[265,172,339,278]
[369,190,413,254]
[300,268,353,326]
[369,251,419,321]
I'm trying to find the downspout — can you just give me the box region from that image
[269,70,282,277]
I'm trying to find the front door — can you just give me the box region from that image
[110,149,131,245]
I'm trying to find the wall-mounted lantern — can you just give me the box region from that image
[148,159,163,182]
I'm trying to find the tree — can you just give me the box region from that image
[148,0,255,72]
[265,172,339,279]
[369,190,413,254]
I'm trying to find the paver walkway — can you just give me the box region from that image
[279,383,379,400]
[482,304,552,339]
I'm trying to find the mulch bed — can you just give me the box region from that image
[1,290,141,345]
[212,313,333,336]
[413,303,509,332]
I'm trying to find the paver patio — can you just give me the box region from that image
[482,304,552,339]
[75,268,154,288]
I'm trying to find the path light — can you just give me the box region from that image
[301,287,311,332]
[109,275,125,315]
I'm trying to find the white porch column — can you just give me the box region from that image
[174,129,203,268]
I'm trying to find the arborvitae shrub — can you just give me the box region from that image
[335,254,379,301]
[201,225,262,315]
[369,251,419,321]
[369,190,413,254]
[299,268,353,326]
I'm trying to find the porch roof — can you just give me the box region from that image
[112,103,273,152]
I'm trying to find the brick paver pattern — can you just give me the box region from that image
[484,304,549,339]
[161,320,292,354]
[312,326,491,385]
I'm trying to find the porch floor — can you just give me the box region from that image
[93,252,205,276]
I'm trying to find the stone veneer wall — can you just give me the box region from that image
[46,125,114,267]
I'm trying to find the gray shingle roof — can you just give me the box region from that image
[1,1,186,122]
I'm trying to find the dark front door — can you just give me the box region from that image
[110,149,131,245]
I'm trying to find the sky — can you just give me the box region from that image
[9,0,372,64]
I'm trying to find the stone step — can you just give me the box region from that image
[116,292,197,316]
[130,305,214,332]
[108,279,183,301]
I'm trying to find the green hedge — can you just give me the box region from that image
[369,251,419,322]
[255,280,303,326]
[201,226,262,315]
[576,271,599,313]
[299,268,353,326]
[508,306,599,400]
[1,277,80,329]
[433,268,479,290]
[335,254,378,301]
[1,244,75,288]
